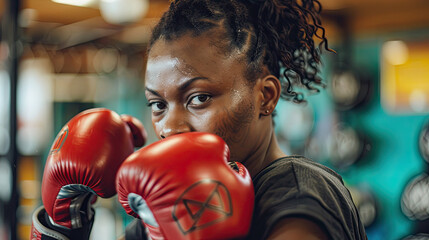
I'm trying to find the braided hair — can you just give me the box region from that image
[148,0,332,103]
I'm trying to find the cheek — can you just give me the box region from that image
[152,118,162,139]
[211,97,256,160]
[188,110,221,134]
[214,104,254,142]
[189,98,255,142]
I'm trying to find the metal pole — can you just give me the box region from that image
[3,0,20,239]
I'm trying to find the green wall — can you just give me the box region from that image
[319,31,428,240]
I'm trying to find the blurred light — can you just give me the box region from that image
[382,40,409,66]
[93,48,120,74]
[327,123,363,169]
[19,8,38,28]
[409,89,427,113]
[359,201,376,227]
[401,173,429,221]
[19,180,40,199]
[90,207,116,240]
[0,70,10,155]
[331,71,360,106]
[348,186,377,227]
[99,0,149,25]
[277,102,314,142]
[380,38,429,113]
[17,58,54,155]
[0,128,10,156]
[0,158,12,202]
[53,74,113,102]
[52,0,98,7]
[17,205,35,225]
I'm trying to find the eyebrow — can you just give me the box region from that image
[145,77,210,95]
[145,87,160,97]
[178,77,210,91]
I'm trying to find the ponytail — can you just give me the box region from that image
[248,0,333,102]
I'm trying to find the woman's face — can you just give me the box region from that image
[145,32,264,162]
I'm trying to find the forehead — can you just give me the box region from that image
[148,31,231,60]
[145,33,247,87]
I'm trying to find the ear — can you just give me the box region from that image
[257,74,281,117]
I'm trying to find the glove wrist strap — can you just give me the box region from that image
[31,206,94,240]
[31,206,69,240]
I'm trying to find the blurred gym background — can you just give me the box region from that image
[0,0,429,239]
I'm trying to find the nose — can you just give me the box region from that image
[158,108,192,139]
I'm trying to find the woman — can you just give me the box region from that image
[125,0,367,239]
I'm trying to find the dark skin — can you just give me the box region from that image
[144,31,284,176]
[119,30,328,240]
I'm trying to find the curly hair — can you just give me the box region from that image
[148,0,332,103]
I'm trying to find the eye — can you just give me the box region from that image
[188,94,211,107]
[148,101,166,112]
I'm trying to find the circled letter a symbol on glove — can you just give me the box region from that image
[172,179,233,235]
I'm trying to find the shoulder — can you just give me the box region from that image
[254,155,342,183]
[252,156,347,203]
[250,156,367,240]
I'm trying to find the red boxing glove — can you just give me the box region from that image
[32,108,146,239]
[116,132,254,240]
